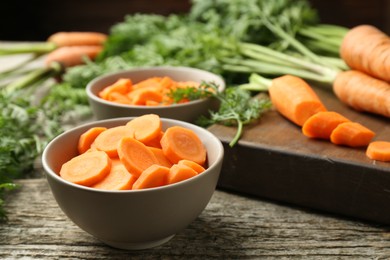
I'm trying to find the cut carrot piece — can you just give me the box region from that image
[132,164,169,190]
[366,141,390,162]
[178,159,205,174]
[160,76,175,89]
[59,150,111,186]
[125,114,162,143]
[132,77,161,89]
[107,92,132,104]
[302,111,350,140]
[160,126,206,165]
[130,88,163,105]
[92,159,136,190]
[78,127,107,154]
[269,75,327,126]
[330,122,376,147]
[149,147,173,168]
[98,78,132,100]
[118,137,159,177]
[143,131,164,148]
[167,164,198,185]
[92,125,134,157]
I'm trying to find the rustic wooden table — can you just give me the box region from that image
[0,177,390,259]
[1,44,390,259]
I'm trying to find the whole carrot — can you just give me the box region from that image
[333,70,390,118]
[44,45,103,67]
[340,25,390,82]
[47,31,108,47]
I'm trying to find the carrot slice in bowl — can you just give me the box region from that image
[160,126,206,165]
[59,150,111,186]
[118,137,159,177]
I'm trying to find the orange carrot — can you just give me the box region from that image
[130,88,164,105]
[78,127,107,154]
[330,122,375,147]
[92,125,134,157]
[132,77,162,89]
[167,164,198,185]
[106,92,132,104]
[340,25,390,82]
[132,164,170,190]
[125,114,162,143]
[366,141,390,162]
[160,126,206,165]
[47,32,108,47]
[117,137,159,177]
[178,159,206,174]
[44,45,103,67]
[269,75,327,126]
[98,78,132,100]
[148,147,173,168]
[302,111,350,140]
[333,70,390,118]
[143,131,164,148]
[59,150,111,186]
[92,159,136,190]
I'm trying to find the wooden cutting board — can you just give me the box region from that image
[209,85,390,225]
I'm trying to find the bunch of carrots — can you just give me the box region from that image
[98,76,212,106]
[1,31,107,94]
[60,114,207,190]
[237,23,390,162]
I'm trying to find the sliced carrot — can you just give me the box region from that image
[167,164,198,185]
[132,77,162,89]
[149,147,173,168]
[107,92,132,104]
[143,131,164,148]
[302,111,350,140]
[78,127,107,154]
[117,137,159,177]
[92,159,137,190]
[125,114,162,143]
[130,88,163,105]
[330,122,376,147]
[59,150,111,186]
[269,75,327,126]
[178,159,205,174]
[132,164,170,190]
[160,76,176,89]
[366,141,390,162]
[92,125,134,157]
[98,78,132,100]
[47,32,108,47]
[160,126,206,165]
[44,45,103,67]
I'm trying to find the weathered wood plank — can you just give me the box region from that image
[1,179,390,259]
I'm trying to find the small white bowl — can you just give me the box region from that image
[86,66,225,122]
[42,117,224,250]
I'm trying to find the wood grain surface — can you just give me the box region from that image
[1,178,390,259]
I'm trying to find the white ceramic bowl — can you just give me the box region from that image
[86,66,225,122]
[42,117,224,250]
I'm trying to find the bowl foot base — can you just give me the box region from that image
[102,235,175,250]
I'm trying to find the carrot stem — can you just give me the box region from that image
[0,42,57,55]
[2,62,63,95]
[262,18,340,71]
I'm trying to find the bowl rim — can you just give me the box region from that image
[86,66,226,109]
[42,117,224,194]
